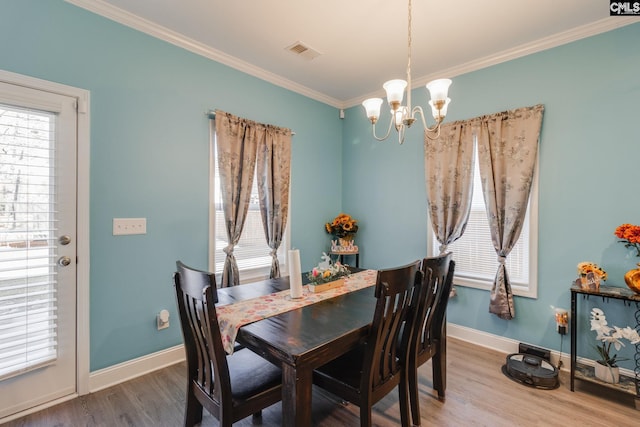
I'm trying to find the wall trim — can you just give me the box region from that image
[88,345,185,393]
[65,0,639,110]
[64,0,341,108]
[448,322,634,378]
[6,325,633,422]
[90,323,634,392]
[0,68,92,400]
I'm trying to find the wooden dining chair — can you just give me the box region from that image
[407,253,455,426]
[312,260,423,427]
[173,261,282,427]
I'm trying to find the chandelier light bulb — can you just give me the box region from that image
[429,98,451,120]
[426,78,452,103]
[383,79,407,107]
[362,98,383,123]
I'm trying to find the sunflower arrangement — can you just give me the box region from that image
[577,262,607,281]
[325,213,359,238]
[614,223,640,257]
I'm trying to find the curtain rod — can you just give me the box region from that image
[206,110,295,135]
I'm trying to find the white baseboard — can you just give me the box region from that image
[7,325,633,423]
[88,344,185,393]
[447,322,634,377]
[448,322,573,370]
[88,324,634,393]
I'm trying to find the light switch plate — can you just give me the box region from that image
[113,218,147,235]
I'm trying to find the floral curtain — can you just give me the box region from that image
[476,104,544,320]
[424,121,475,255]
[256,125,292,278]
[215,110,261,287]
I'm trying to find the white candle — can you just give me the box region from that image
[288,249,303,299]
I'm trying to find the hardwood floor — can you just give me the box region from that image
[4,338,639,426]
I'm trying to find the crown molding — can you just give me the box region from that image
[66,1,637,111]
[345,16,640,109]
[65,0,343,108]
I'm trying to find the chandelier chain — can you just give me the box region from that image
[360,0,451,144]
[407,0,412,109]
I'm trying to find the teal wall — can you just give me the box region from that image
[2,0,639,371]
[1,0,343,370]
[343,23,640,368]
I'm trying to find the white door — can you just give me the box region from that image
[0,80,78,418]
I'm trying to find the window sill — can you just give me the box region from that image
[453,276,537,299]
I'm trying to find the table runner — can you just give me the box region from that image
[217,269,378,354]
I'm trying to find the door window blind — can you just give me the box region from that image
[0,104,57,380]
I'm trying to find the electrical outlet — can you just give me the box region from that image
[157,309,170,330]
[113,218,147,235]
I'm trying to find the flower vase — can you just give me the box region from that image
[624,263,640,294]
[338,235,352,245]
[579,273,600,291]
[338,235,355,252]
[593,362,620,384]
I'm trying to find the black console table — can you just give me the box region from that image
[570,284,640,409]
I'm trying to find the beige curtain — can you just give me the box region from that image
[215,110,261,287]
[476,104,544,320]
[424,121,475,255]
[256,125,292,278]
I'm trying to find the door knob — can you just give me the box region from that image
[58,256,71,267]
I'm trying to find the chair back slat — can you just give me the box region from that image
[174,261,231,402]
[415,253,455,356]
[364,260,422,393]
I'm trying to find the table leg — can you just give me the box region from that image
[281,363,312,427]
[570,291,577,392]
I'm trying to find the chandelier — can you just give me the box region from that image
[362,0,452,144]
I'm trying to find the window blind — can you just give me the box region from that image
[438,152,530,287]
[212,142,286,278]
[0,105,58,380]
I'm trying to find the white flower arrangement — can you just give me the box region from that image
[590,308,640,367]
[307,253,350,285]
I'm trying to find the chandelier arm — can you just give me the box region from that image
[412,106,443,140]
[424,126,442,140]
[371,116,395,141]
[411,106,440,132]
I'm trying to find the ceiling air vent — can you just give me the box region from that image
[285,41,321,61]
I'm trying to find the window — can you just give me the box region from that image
[208,133,288,284]
[0,104,58,379]
[430,143,538,298]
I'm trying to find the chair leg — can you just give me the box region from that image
[360,402,373,427]
[252,410,263,421]
[432,342,447,401]
[398,376,411,427]
[184,388,204,427]
[407,363,420,427]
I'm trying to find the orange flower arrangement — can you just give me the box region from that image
[614,223,640,257]
[325,213,359,238]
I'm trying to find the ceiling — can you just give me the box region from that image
[67,0,637,108]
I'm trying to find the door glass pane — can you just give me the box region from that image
[0,104,57,380]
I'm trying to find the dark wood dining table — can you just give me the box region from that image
[216,272,376,427]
